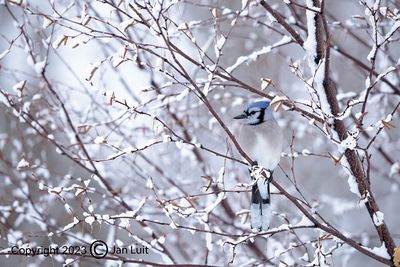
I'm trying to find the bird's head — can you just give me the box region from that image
[234,100,273,125]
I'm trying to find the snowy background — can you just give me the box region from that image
[0,0,399,266]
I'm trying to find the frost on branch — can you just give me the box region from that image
[226,35,291,73]
[373,211,384,227]
[303,0,332,119]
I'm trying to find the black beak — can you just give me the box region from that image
[233,113,247,120]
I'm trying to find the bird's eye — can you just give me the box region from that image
[249,111,256,115]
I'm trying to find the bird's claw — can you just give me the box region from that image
[249,165,273,182]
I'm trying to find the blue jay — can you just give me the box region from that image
[234,100,283,231]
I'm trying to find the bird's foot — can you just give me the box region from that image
[248,161,258,174]
[250,165,273,182]
[249,164,261,178]
[265,169,273,183]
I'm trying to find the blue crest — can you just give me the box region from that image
[245,100,270,111]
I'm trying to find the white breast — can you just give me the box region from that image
[237,120,283,170]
